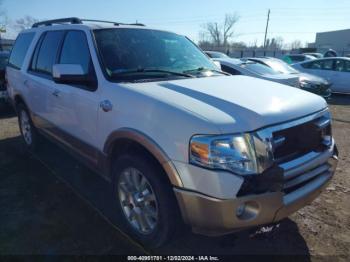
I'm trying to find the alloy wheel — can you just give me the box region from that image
[117,167,159,235]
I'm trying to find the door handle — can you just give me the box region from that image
[52,89,60,97]
[100,100,113,112]
[23,80,29,88]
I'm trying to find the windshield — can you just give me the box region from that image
[265,60,299,74]
[94,28,218,81]
[241,62,280,75]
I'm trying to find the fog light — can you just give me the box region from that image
[236,203,246,218]
[235,201,260,221]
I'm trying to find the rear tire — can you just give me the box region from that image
[17,103,40,151]
[112,153,180,248]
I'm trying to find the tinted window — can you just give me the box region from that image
[35,31,65,75]
[8,33,35,69]
[304,60,334,70]
[321,60,334,70]
[335,59,350,72]
[290,55,305,62]
[60,31,91,74]
[221,64,241,75]
[301,61,313,69]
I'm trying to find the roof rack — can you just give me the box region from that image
[32,17,145,28]
[32,17,82,28]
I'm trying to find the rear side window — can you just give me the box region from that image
[302,60,334,70]
[34,31,65,75]
[59,31,91,74]
[8,32,35,70]
[335,60,350,72]
[301,61,313,69]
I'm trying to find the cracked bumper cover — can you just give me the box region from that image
[174,145,338,236]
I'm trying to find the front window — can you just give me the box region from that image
[93,28,219,82]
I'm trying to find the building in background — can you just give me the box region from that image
[311,29,350,56]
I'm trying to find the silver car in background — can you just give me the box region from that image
[247,57,332,98]
[293,57,350,94]
[216,58,300,87]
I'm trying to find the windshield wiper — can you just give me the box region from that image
[184,67,230,76]
[111,68,195,78]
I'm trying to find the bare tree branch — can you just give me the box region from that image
[201,13,239,47]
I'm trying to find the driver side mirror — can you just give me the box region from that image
[52,64,96,89]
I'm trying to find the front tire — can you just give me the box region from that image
[112,153,180,248]
[17,104,40,151]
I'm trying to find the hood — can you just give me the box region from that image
[127,75,327,134]
[261,74,300,87]
[298,72,329,85]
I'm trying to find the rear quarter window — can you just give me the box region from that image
[8,32,35,70]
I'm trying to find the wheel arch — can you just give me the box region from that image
[104,128,183,188]
[13,94,29,111]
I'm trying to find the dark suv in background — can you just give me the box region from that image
[0,51,10,106]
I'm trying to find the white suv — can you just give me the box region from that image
[6,18,338,248]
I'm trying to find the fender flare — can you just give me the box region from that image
[103,128,183,187]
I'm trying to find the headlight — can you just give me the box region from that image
[189,134,258,175]
[300,81,314,89]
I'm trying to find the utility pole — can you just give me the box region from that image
[264,9,270,48]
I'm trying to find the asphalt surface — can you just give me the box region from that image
[0,94,349,260]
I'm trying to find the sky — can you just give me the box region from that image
[2,0,350,46]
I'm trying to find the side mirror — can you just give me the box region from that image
[213,60,222,70]
[52,64,96,88]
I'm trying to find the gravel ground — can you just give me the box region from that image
[0,95,349,261]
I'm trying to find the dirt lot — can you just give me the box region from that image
[0,95,349,261]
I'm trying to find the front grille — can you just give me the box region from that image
[282,162,330,194]
[272,117,331,163]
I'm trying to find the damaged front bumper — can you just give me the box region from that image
[174,143,338,236]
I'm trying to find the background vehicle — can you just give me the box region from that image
[247,57,332,98]
[282,54,316,64]
[204,51,229,59]
[293,57,350,94]
[303,53,323,59]
[216,57,300,87]
[0,51,10,106]
[7,18,338,248]
[324,49,338,58]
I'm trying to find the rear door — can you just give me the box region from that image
[26,30,65,123]
[333,59,350,93]
[6,32,35,103]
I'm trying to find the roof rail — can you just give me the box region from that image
[32,17,82,28]
[80,19,145,27]
[32,17,145,28]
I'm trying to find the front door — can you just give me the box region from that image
[50,30,100,161]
